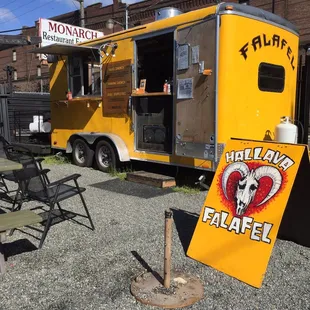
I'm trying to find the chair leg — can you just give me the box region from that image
[57,203,67,220]
[9,191,24,236]
[38,203,55,249]
[0,176,9,193]
[11,188,23,212]
[0,233,6,274]
[77,190,95,230]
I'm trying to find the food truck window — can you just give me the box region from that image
[69,54,101,97]
[258,62,285,93]
[136,32,174,92]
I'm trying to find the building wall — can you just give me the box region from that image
[0,0,309,92]
[250,0,310,45]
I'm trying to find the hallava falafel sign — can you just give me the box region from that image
[187,139,305,288]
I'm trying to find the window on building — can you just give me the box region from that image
[12,50,16,62]
[37,66,41,77]
[13,70,17,81]
[68,53,101,97]
[258,62,285,93]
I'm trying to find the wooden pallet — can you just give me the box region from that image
[126,171,176,188]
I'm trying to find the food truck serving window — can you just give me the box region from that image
[69,54,101,97]
[258,63,285,93]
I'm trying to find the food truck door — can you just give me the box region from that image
[175,18,216,161]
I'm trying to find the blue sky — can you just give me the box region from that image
[0,0,144,34]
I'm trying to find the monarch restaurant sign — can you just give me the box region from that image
[38,18,104,47]
[187,138,307,288]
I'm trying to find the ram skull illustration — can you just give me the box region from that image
[221,162,282,216]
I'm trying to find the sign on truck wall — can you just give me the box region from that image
[38,18,104,47]
[102,59,132,115]
[187,138,306,288]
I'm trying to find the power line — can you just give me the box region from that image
[0,0,37,19]
[0,0,55,25]
[0,26,35,34]
[0,13,80,34]
[71,0,79,10]
[0,0,18,9]
[0,0,164,33]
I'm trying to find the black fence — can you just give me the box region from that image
[0,84,10,142]
[0,86,51,150]
[11,110,51,144]
[295,48,310,144]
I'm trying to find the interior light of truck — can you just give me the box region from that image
[225,5,234,10]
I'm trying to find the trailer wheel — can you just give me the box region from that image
[95,140,118,172]
[72,138,94,167]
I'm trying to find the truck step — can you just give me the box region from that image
[126,171,176,188]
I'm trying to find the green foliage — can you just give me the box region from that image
[41,155,70,165]
[172,185,200,194]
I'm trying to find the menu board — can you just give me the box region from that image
[102,59,132,115]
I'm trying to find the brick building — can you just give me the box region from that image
[0,0,309,92]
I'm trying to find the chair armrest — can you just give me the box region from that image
[47,174,81,188]
[40,169,50,175]
[35,158,45,168]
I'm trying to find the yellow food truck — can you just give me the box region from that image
[33,2,299,173]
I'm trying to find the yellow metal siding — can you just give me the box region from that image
[217,14,299,144]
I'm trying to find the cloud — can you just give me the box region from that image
[0,8,17,23]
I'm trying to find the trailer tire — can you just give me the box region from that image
[95,140,119,172]
[72,138,94,167]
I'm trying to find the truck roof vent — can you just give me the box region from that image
[155,7,183,21]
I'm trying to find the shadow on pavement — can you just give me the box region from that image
[131,250,163,285]
[4,239,37,258]
[90,178,174,199]
[171,208,199,254]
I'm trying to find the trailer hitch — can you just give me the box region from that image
[195,174,210,191]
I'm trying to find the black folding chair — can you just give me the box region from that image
[0,135,49,206]
[0,135,14,193]
[4,144,95,249]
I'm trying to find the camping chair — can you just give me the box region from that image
[0,135,49,206]
[0,135,14,193]
[4,144,95,249]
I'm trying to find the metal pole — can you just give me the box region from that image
[164,210,173,288]
[125,4,128,30]
[80,0,85,27]
[6,66,13,95]
[272,0,275,13]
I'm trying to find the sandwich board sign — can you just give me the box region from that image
[187,138,306,288]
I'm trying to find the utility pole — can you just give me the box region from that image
[75,0,85,27]
[4,65,14,94]
[125,3,128,30]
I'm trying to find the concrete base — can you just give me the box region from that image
[130,270,204,309]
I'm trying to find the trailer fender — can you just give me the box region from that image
[67,133,130,162]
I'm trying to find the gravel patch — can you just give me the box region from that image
[0,163,309,310]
